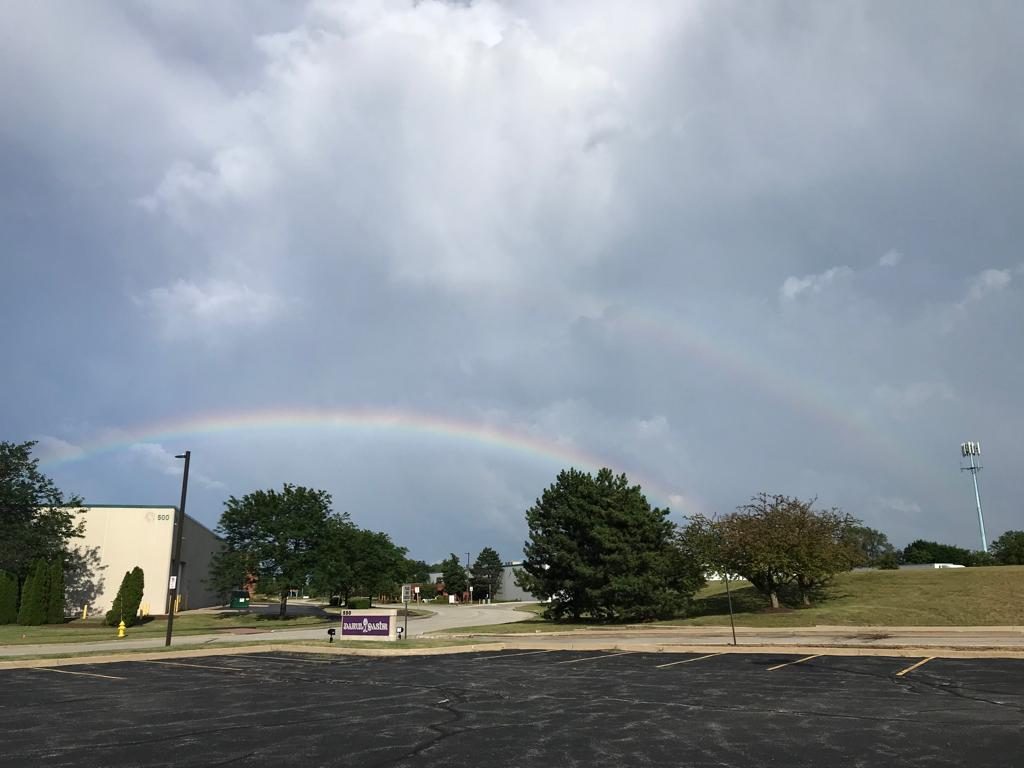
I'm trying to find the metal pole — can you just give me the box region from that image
[165,451,191,647]
[404,599,408,640]
[723,573,737,646]
[971,454,988,553]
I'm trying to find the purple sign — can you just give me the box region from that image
[341,614,392,637]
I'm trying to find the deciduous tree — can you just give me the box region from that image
[212,484,335,617]
[990,531,1024,565]
[0,571,17,624]
[0,441,83,585]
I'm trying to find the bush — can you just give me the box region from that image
[876,552,900,570]
[17,560,49,626]
[105,567,146,626]
[0,571,18,624]
[345,597,371,609]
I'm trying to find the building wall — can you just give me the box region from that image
[178,515,223,611]
[499,561,536,601]
[69,505,222,616]
[70,506,175,616]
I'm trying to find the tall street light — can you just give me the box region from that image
[165,450,191,647]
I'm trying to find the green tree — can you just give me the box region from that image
[46,558,65,624]
[470,547,504,601]
[844,524,897,568]
[0,571,19,624]
[440,553,468,597]
[312,522,409,603]
[18,559,50,625]
[0,441,83,586]
[685,494,859,609]
[404,559,431,585]
[519,467,702,621]
[990,531,1024,565]
[902,539,974,566]
[211,484,335,617]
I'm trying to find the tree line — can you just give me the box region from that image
[517,467,1024,621]
[210,483,427,616]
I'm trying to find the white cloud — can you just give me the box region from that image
[33,435,85,463]
[879,249,903,267]
[960,268,1012,306]
[136,279,285,339]
[780,266,854,301]
[872,496,922,516]
[128,443,225,490]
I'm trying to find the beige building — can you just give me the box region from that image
[68,505,222,616]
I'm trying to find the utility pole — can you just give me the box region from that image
[165,451,191,646]
[960,441,987,553]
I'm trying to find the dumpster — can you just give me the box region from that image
[230,590,250,610]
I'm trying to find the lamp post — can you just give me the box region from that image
[165,451,191,647]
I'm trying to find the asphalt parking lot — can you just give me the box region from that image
[2,650,1022,767]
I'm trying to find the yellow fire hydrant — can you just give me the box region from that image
[117,620,126,639]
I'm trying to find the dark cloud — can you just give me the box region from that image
[4,1,1022,560]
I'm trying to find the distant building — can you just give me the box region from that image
[499,561,535,601]
[68,505,222,617]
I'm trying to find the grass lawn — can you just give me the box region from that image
[0,611,335,646]
[431,567,1024,634]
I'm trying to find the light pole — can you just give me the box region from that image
[960,441,987,553]
[165,451,191,647]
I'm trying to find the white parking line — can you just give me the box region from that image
[31,667,126,680]
[472,650,551,661]
[144,660,244,672]
[655,652,722,669]
[766,654,821,672]
[224,654,337,665]
[556,651,636,665]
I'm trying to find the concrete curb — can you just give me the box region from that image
[0,642,509,670]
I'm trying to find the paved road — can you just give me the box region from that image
[0,602,532,658]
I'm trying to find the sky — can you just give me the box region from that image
[3,0,1022,564]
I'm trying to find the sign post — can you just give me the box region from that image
[400,584,412,641]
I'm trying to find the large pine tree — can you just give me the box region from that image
[520,467,703,622]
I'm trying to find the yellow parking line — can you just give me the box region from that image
[896,657,935,677]
[144,660,243,672]
[32,667,126,681]
[655,652,722,669]
[766,654,821,672]
[557,651,636,665]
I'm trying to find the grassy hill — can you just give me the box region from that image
[443,567,1024,634]
[675,566,1024,627]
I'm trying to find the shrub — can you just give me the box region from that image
[345,597,371,610]
[105,567,146,626]
[0,571,18,624]
[17,560,50,626]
